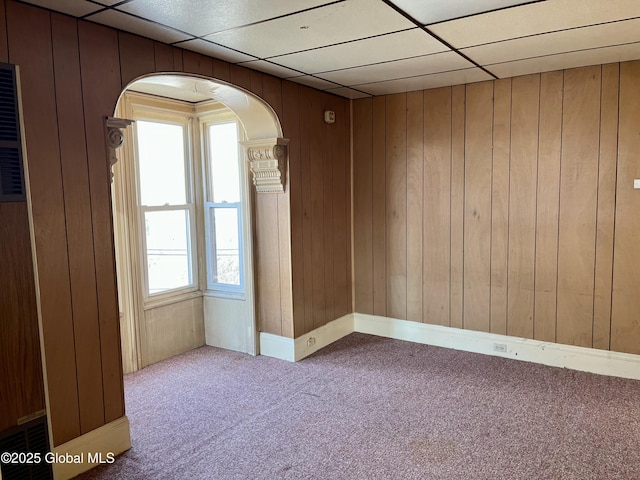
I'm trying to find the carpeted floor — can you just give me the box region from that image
[77,333,640,479]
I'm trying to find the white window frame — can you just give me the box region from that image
[130,107,199,304]
[199,113,246,298]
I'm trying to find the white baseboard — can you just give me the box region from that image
[259,332,295,362]
[259,312,640,381]
[260,314,354,362]
[52,416,131,480]
[354,313,640,381]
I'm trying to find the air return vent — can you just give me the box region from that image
[0,416,53,480]
[0,63,25,202]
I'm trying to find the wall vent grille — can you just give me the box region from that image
[0,416,53,480]
[0,63,25,202]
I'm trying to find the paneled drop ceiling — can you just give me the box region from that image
[20,0,640,98]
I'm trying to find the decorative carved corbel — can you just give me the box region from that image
[241,138,289,193]
[105,117,134,183]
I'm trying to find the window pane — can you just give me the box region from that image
[211,207,240,286]
[208,123,240,203]
[137,120,187,206]
[145,210,192,294]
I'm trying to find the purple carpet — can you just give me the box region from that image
[77,333,640,479]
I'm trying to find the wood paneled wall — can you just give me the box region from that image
[1,0,351,446]
[354,61,640,355]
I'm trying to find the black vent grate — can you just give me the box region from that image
[0,63,25,202]
[0,68,18,142]
[0,148,24,197]
[0,416,53,480]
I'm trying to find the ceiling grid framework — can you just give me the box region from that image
[18,0,640,98]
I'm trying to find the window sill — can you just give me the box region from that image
[204,289,246,301]
[143,289,203,311]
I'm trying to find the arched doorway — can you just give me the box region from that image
[111,73,287,373]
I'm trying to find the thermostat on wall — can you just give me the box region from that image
[324,110,335,124]
[635,179,640,189]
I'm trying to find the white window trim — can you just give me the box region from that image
[129,103,200,305]
[199,113,247,298]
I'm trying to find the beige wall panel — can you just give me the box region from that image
[463,81,493,333]
[556,66,601,348]
[534,71,563,343]
[406,90,424,322]
[611,61,640,355]
[507,74,539,339]
[423,87,451,327]
[385,93,407,320]
[490,78,511,335]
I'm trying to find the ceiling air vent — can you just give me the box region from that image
[0,63,26,202]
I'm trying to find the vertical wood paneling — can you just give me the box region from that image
[351,61,634,355]
[464,81,493,332]
[183,50,213,77]
[423,87,451,326]
[557,66,601,347]
[212,58,230,82]
[77,21,124,425]
[332,97,349,318]
[229,64,252,91]
[593,63,619,350]
[611,61,640,355]
[153,42,173,71]
[490,78,511,335]
[52,13,104,435]
[0,203,44,431]
[299,86,314,333]
[507,74,539,339]
[322,93,335,322]
[385,93,407,320]
[0,0,7,62]
[309,89,326,328]
[118,32,154,88]
[261,75,293,336]
[7,1,80,445]
[172,47,183,71]
[344,105,353,315]
[450,85,465,329]
[534,71,563,342]
[282,83,304,336]
[406,91,423,322]
[372,96,387,316]
[353,99,374,314]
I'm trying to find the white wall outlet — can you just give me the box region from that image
[634,179,640,189]
[493,343,507,353]
[307,337,316,347]
[324,110,335,124]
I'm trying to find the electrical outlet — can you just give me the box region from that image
[307,337,316,347]
[493,343,507,353]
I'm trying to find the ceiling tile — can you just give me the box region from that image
[317,51,473,86]
[270,28,448,74]
[205,0,414,58]
[431,0,640,48]
[20,0,102,16]
[389,0,538,24]
[355,68,493,95]
[86,10,193,44]
[287,75,341,90]
[487,42,640,78]
[175,39,257,63]
[463,18,640,66]
[118,0,334,37]
[325,87,371,99]
[238,60,302,78]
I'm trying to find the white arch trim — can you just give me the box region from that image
[113,73,288,192]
